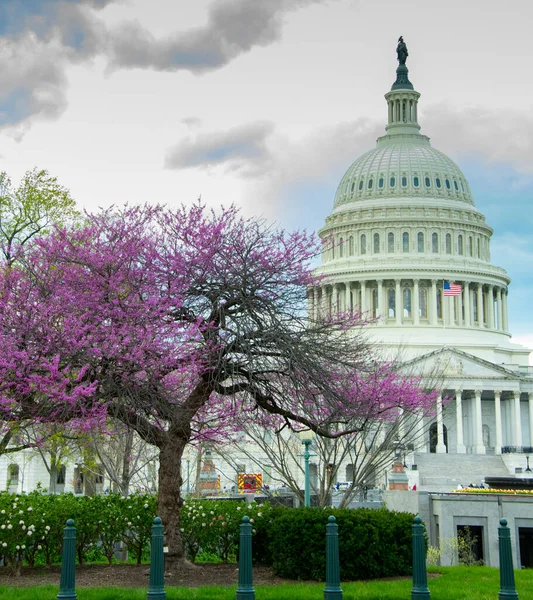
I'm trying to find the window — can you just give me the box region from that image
[403,287,412,318]
[419,288,428,318]
[473,291,478,322]
[57,466,66,485]
[461,181,465,192]
[361,234,367,255]
[436,177,442,188]
[373,233,380,254]
[413,176,419,187]
[417,232,424,253]
[432,232,438,253]
[349,236,354,256]
[436,288,442,319]
[7,464,19,486]
[454,180,459,191]
[445,179,451,190]
[425,177,431,187]
[446,233,452,254]
[359,179,364,190]
[468,236,473,257]
[372,288,379,318]
[388,232,394,253]
[388,288,395,318]
[477,238,481,258]
[401,176,407,187]
[378,177,384,188]
[351,182,355,192]
[339,238,344,258]
[402,232,409,252]
[458,234,464,255]
[390,176,396,187]
[368,179,373,189]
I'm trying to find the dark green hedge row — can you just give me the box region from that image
[252,506,415,581]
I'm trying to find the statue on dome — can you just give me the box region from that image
[396,36,408,65]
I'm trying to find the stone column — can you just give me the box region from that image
[477,284,484,328]
[497,287,503,331]
[487,284,495,329]
[360,281,367,314]
[395,279,401,325]
[331,284,338,316]
[413,279,420,325]
[513,391,523,448]
[464,282,471,327]
[431,279,438,325]
[474,390,486,454]
[377,279,383,323]
[502,289,509,332]
[455,390,466,453]
[494,390,502,455]
[457,284,463,326]
[345,282,351,315]
[436,394,447,454]
[307,288,314,321]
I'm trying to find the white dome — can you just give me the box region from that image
[334,134,474,209]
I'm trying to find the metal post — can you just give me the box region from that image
[498,519,519,600]
[324,516,342,600]
[236,516,255,600]
[147,517,166,600]
[57,519,77,600]
[302,438,312,507]
[411,516,430,600]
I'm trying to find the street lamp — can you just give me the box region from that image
[299,430,315,507]
[526,456,531,473]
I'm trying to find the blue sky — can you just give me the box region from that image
[0,0,532,354]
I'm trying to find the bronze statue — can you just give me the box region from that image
[396,36,408,65]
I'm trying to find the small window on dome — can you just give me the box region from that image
[368,179,373,189]
[454,180,459,191]
[417,232,424,252]
[359,180,364,191]
[436,178,442,188]
[445,179,451,190]
[401,176,407,187]
[402,232,409,252]
[425,177,431,188]
[446,233,452,254]
[390,176,396,188]
[373,233,380,253]
[413,176,419,187]
[461,181,465,192]
[351,182,355,192]
[378,177,384,188]
[388,232,394,253]
[361,234,367,255]
[432,232,438,253]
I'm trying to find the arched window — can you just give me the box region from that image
[425,176,431,188]
[388,288,395,318]
[445,233,452,254]
[331,239,335,259]
[401,176,407,187]
[403,287,412,318]
[436,177,442,188]
[419,288,428,318]
[339,238,344,258]
[388,232,394,253]
[417,232,424,252]
[402,232,409,253]
[468,236,473,257]
[361,234,367,255]
[413,176,419,187]
[373,233,380,254]
[436,288,442,319]
[445,179,451,190]
[473,291,478,322]
[359,179,364,191]
[454,180,459,191]
[351,181,355,192]
[372,288,379,318]
[458,234,463,255]
[432,232,438,253]
[349,236,354,256]
[390,176,396,188]
[368,178,373,189]
[378,177,384,188]
[477,238,481,258]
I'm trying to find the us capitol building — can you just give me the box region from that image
[311,38,533,490]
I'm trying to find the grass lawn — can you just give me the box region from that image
[1,566,532,599]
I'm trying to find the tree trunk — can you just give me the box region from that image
[120,428,134,496]
[157,437,187,570]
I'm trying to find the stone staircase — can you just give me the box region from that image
[412,453,511,492]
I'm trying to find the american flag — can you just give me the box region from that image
[443,282,462,296]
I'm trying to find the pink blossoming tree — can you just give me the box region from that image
[0,203,436,567]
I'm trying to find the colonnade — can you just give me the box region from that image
[308,278,509,332]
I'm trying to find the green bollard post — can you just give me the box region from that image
[324,515,343,600]
[236,516,255,600]
[498,519,519,600]
[147,517,166,600]
[57,519,77,600]
[411,516,430,600]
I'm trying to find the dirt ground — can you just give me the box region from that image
[0,563,290,588]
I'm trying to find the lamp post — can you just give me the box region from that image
[299,430,315,507]
[526,456,531,473]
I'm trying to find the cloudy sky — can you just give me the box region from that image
[1,0,532,356]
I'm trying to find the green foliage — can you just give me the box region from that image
[258,506,414,581]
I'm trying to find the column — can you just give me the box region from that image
[487,284,494,329]
[360,281,367,314]
[345,282,351,315]
[477,284,484,328]
[377,279,384,323]
[496,287,503,331]
[430,279,438,326]
[455,390,466,453]
[457,284,463,326]
[413,279,420,325]
[528,392,533,447]
[307,289,314,321]
[331,284,338,316]
[436,394,447,454]
[494,390,502,455]
[464,282,471,327]
[474,390,486,454]
[502,289,509,332]
[395,279,401,325]
[513,391,523,448]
